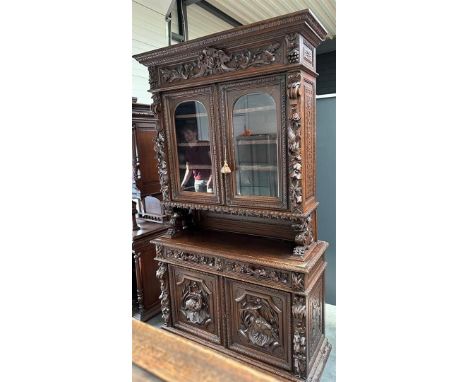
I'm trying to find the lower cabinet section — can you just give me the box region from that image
[225,279,291,371]
[169,266,223,345]
[154,241,330,381]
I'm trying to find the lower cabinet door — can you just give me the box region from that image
[169,265,222,345]
[225,279,292,371]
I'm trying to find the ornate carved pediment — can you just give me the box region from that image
[157,42,281,85]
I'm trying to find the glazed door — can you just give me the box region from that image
[219,75,288,210]
[163,86,222,205]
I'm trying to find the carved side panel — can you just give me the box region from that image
[292,295,307,379]
[307,276,324,360]
[225,279,291,371]
[170,266,222,344]
[303,80,315,200]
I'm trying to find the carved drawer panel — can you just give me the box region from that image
[169,265,222,345]
[225,279,291,371]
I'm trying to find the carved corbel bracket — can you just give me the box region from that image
[164,207,194,238]
[292,212,314,256]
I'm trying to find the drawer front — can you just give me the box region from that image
[169,265,222,345]
[225,279,291,371]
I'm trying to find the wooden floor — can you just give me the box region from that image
[133,319,282,382]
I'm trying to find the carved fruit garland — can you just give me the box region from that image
[288,72,303,214]
[151,93,169,202]
[156,262,170,325]
[292,295,307,378]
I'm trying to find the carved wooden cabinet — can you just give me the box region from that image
[134,9,331,381]
[132,220,169,321]
[132,98,166,222]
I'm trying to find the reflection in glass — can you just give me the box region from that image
[233,93,278,197]
[175,101,213,193]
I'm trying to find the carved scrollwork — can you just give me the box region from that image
[238,295,280,349]
[292,295,307,378]
[156,262,170,325]
[158,43,281,85]
[225,260,289,285]
[286,33,300,64]
[180,280,211,326]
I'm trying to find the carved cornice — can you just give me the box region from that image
[155,43,281,87]
[292,295,307,379]
[133,10,327,67]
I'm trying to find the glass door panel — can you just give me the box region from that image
[164,87,221,205]
[220,75,287,210]
[233,93,278,197]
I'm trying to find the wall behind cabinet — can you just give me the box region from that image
[316,95,336,305]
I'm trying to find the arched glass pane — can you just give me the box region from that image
[175,101,213,193]
[233,93,278,197]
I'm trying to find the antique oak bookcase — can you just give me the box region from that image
[134,10,331,381]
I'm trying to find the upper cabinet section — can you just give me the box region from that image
[133,9,327,91]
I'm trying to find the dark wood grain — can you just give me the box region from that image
[133,10,331,381]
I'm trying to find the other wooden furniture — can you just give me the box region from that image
[134,9,331,381]
[133,319,279,382]
[132,98,166,222]
[132,219,169,321]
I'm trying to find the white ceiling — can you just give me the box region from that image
[207,0,336,38]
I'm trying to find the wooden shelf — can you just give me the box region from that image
[233,105,276,114]
[175,113,208,119]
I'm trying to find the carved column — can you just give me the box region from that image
[133,250,144,316]
[292,295,307,379]
[156,261,171,326]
